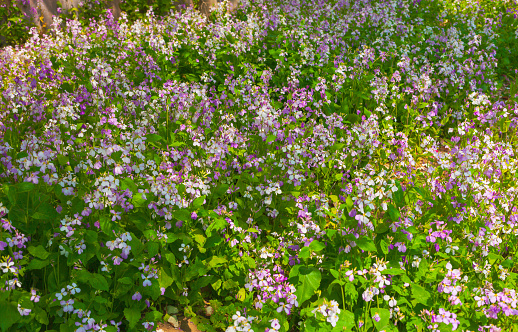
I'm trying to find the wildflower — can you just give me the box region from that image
[56,288,68,300]
[17,304,31,316]
[67,283,81,295]
[270,319,281,330]
[0,260,16,273]
[132,292,142,301]
[384,295,397,307]
[61,299,75,313]
[141,274,152,287]
[30,289,40,302]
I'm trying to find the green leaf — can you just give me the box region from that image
[212,279,222,291]
[207,256,227,268]
[121,178,138,194]
[289,265,321,305]
[309,240,326,252]
[57,154,69,166]
[34,306,49,325]
[131,192,147,208]
[147,242,159,257]
[16,151,28,159]
[331,309,355,332]
[159,267,174,289]
[237,288,246,302]
[205,235,223,249]
[32,202,56,220]
[28,245,50,260]
[265,134,276,143]
[411,283,431,305]
[394,182,404,207]
[298,246,310,259]
[118,277,133,285]
[381,268,405,275]
[213,184,229,199]
[388,204,400,222]
[99,215,113,234]
[192,196,206,208]
[356,237,376,252]
[0,301,20,332]
[145,134,163,143]
[371,308,391,330]
[89,274,109,291]
[27,258,50,270]
[124,307,141,328]
[205,218,226,237]
[346,196,354,211]
[380,240,389,255]
[17,182,35,192]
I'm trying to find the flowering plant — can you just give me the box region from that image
[1,0,518,331]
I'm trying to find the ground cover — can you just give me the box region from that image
[1,0,518,331]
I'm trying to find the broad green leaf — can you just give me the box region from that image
[28,245,50,260]
[57,155,69,166]
[124,307,141,328]
[266,134,276,143]
[381,268,405,275]
[192,196,206,208]
[118,277,133,285]
[17,182,35,192]
[131,192,147,208]
[411,283,431,305]
[213,184,229,199]
[298,246,310,259]
[371,308,391,330]
[309,240,326,252]
[289,266,321,305]
[346,196,353,211]
[89,274,109,291]
[394,182,404,207]
[159,267,174,289]
[388,204,400,221]
[145,134,163,143]
[380,240,389,255]
[27,259,50,270]
[356,237,376,252]
[147,242,159,257]
[207,256,227,268]
[237,288,246,301]
[0,301,20,331]
[331,309,355,332]
[121,178,138,193]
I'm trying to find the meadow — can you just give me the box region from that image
[1,0,518,331]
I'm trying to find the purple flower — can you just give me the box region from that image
[17,304,31,316]
[142,274,152,287]
[132,292,142,301]
[14,251,23,260]
[0,241,7,251]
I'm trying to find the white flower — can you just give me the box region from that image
[67,283,81,295]
[56,288,68,300]
[270,319,281,330]
[384,295,397,307]
[17,304,31,316]
[0,261,16,274]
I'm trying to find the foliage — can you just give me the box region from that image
[1,0,518,331]
[0,1,32,48]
